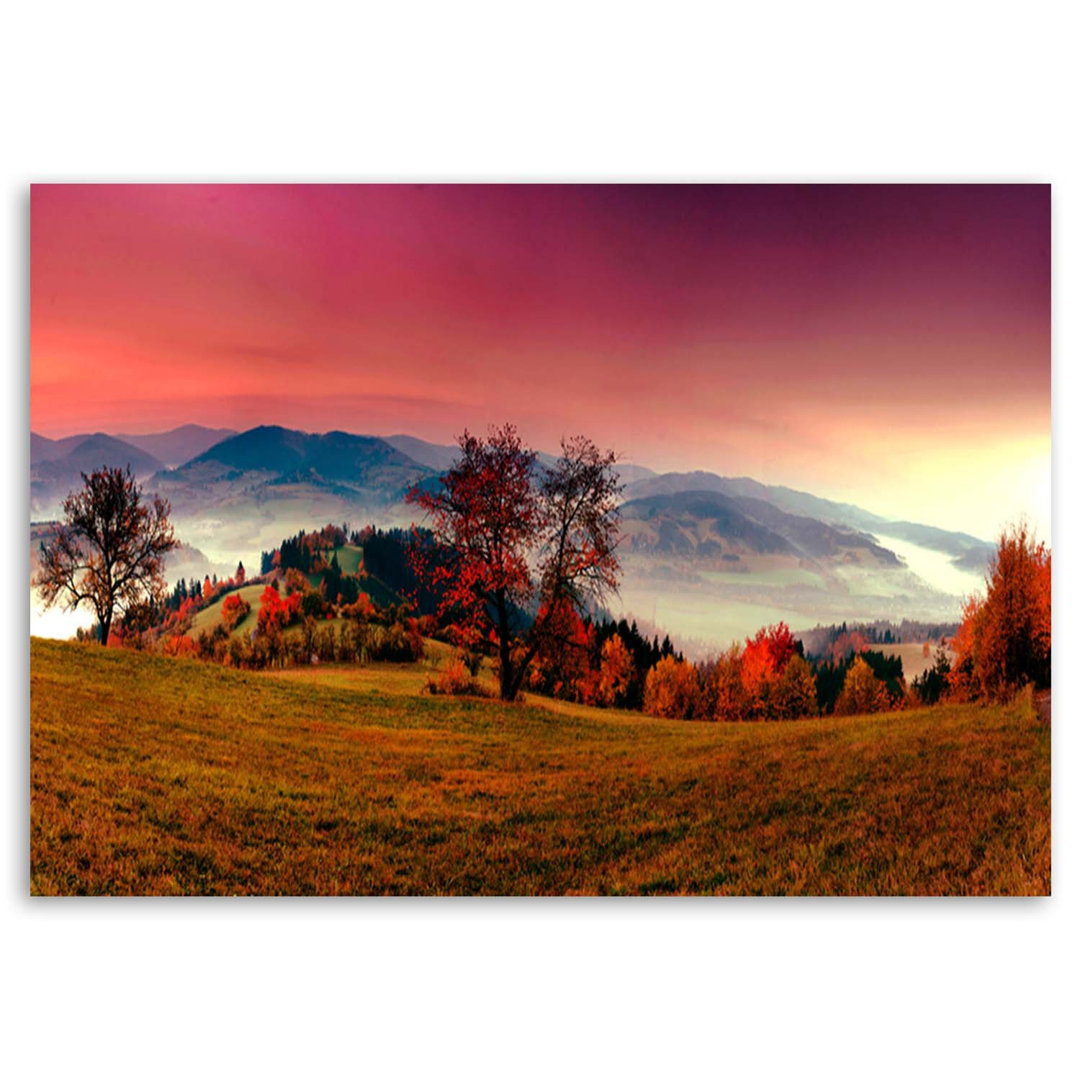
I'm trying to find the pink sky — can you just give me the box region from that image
[30,184,1050,539]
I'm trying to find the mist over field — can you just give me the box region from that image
[29,423,994,654]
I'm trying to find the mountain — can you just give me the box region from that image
[622,491,795,556]
[115,424,236,467]
[721,493,901,564]
[623,471,886,529]
[620,490,899,564]
[614,462,657,487]
[384,434,461,473]
[152,426,432,516]
[31,431,133,466]
[30,433,63,464]
[183,425,426,487]
[622,470,993,570]
[31,434,165,513]
[385,433,656,487]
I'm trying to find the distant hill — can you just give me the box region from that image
[31,431,139,466]
[722,493,900,564]
[30,432,64,464]
[620,489,899,564]
[116,424,236,467]
[151,426,433,524]
[385,432,656,487]
[623,470,993,570]
[384,434,461,473]
[183,425,427,489]
[31,434,165,513]
[622,490,795,556]
[33,425,234,469]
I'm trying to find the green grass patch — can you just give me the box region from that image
[329,545,363,576]
[30,638,1050,896]
[188,584,267,639]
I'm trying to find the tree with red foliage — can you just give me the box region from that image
[741,622,798,696]
[407,424,622,701]
[950,521,1050,700]
[221,592,251,632]
[257,584,301,634]
[529,597,594,701]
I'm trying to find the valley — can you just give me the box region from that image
[30,422,992,652]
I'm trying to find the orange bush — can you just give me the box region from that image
[221,593,251,632]
[162,634,196,659]
[423,659,493,698]
[643,656,700,719]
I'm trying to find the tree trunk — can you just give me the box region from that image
[99,609,112,645]
[495,592,515,701]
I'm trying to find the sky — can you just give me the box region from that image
[31,183,1050,541]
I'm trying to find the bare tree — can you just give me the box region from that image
[407,425,621,701]
[34,467,178,644]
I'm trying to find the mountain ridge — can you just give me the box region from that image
[622,469,994,569]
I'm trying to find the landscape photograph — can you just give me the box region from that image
[29,182,1051,896]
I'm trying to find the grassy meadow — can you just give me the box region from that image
[30,638,1049,896]
[188,583,267,638]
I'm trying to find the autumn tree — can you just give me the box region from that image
[740,622,800,718]
[529,597,593,701]
[407,424,621,701]
[255,584,302,639]
[597,634,633,708]
[960,521,1050,699]
[221,593,251,632]
[771,654,818,720]
[643,656,701,719]
[710,645,751,721]
[34,467,178,644]
[834,656,891,715]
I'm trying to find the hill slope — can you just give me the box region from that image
[30,434,165,513]
[157,425,430,501]
[30,639,1049,895]
[623,470,995,569]
[148,427,435,555]
[621,489,899,564]
[116,424,237,466]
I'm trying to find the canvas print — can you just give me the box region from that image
[29,184,1050,896]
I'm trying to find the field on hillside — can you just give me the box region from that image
[188,545,400,642]
[189,583,267,638]
[876,641,956,680]
[30,639,1050,896]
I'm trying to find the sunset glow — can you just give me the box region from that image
[31,184,1050,539]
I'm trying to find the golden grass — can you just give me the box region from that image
[30,638,1050,896]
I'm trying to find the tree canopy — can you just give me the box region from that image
[407,424,622,701]
[34,467,178,644]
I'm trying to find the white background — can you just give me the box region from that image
[3,2,1076,1076]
